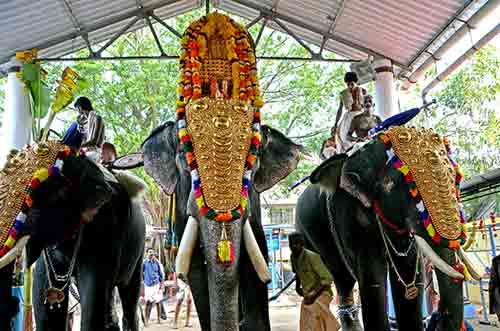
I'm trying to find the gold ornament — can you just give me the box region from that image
[0,141,65,245]
[187,97,253,212]
[386,127,462,240]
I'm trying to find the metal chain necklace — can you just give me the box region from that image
[43,228,84,309]
[377,218,420,300]
[382,226,415,257]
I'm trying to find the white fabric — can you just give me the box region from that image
[336,110,364,153]
[176,280,188,301]
[144,283,163,303]
[340,87,364,114]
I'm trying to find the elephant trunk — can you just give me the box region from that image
[201,217,243,331]
[433,246,464,331]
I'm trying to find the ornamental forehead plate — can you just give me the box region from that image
[385,127,462,240]
[0,141,65,246]
[187,97,253,212]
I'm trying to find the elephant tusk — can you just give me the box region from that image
[243,220,271,284]
[0,235,30,270]
[175,216,199,282]
[415,235,464,280]
[458,248,483,281]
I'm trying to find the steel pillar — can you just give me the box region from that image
[373,58,397,119]
[2,60,31,155]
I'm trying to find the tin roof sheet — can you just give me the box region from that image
[0,0,492,75]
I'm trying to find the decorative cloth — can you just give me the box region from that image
[299,291,340,331]
[144,283,163,304]
[0,142,71,259]
[336,109,365,153]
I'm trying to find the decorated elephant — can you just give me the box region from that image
[139,12,303,331]
[0,142,146,331]
[295,127,482,331]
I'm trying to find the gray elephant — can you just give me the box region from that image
[135,12,303,331]
[0,142,146,331]
[142,121,302,330]
[295,127,482,331]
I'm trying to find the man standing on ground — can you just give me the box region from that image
[143,249,165,326]
[173,278,193,329]
[289,232,340,331]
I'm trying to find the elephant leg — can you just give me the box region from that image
[434,248,463,331]
[32,255,69,331]
[78,270,118,331]
[357,251,389,331]
[187,240,211,331]
[119,261,141,331]
[0,262,17,331]
[388,251,424,331]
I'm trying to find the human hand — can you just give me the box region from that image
[303,294,315,305]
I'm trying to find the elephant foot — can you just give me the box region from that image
[337,305,363,331]
[104,322,121,331]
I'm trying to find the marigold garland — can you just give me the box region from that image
[379,133,467,250]
[0,146,74,257]
[176,13,263,223]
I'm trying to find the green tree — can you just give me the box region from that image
[426,45,500,178]
[38,10,348,196]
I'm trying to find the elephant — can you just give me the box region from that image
[141,121,302,331]
[295,127,481,331]
[0,142,146,331]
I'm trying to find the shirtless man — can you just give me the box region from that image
[348,95,382,141]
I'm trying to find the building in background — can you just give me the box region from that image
[262,198,297,226]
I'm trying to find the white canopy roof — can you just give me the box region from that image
[0,0,495,76]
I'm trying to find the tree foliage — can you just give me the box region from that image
[0,10,498,204]
[425,45,500,178]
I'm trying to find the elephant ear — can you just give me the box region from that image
[142,121,179,195]
[338,139,389,208]
[309,153,348,194]
[253,125,303,193]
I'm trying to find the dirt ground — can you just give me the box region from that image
[141,294,500,331]
[71,293,500,330]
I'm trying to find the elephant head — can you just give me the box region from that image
[139,13,302,330]
[310,127,482,330]
[143,120,301,330]
[0,142,112,270]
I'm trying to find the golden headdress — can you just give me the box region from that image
[0,141,68,257]
[176,12,263,223]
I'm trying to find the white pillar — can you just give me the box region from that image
[373,58,397,119]
[3,60,31,153]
